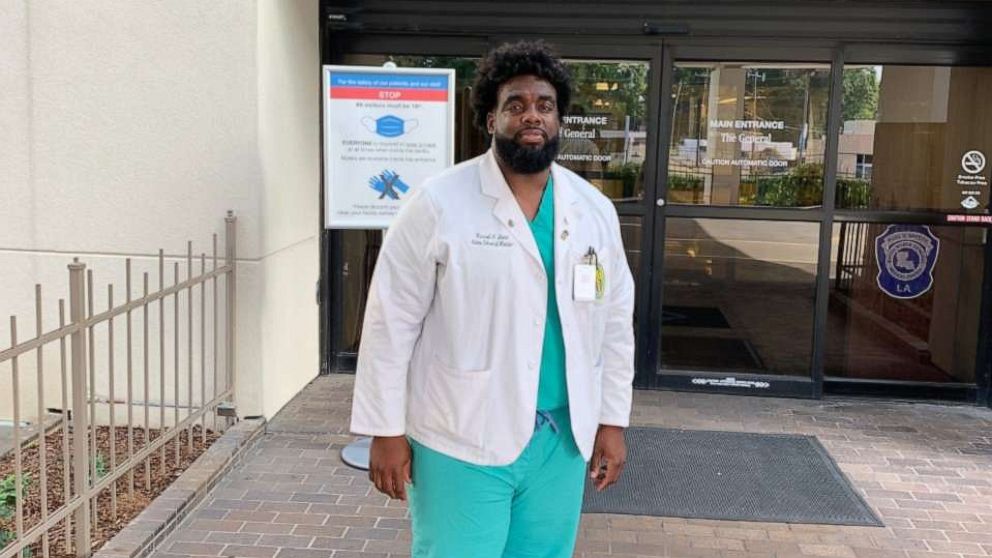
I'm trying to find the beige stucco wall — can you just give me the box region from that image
[0,1,320,425]
[257,0,321,419]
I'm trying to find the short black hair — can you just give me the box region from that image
[471,40,572,134]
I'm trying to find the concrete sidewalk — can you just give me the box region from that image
[149,375,992,558]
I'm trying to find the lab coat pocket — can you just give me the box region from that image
[573,300,608,358]
[423,358,492,449]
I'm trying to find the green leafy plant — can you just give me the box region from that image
[0,474,31,520]
[667,173,703,191]
[837,178,871,208]
[607,161,643,198]
[753,162,824,207]
[842,67,880,121]
[666,173,705,203]
[93,454,109,479]
[0,528,14,549]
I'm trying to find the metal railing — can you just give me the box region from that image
[834,221,871,293]
[0,212,238,558]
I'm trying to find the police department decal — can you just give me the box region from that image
[875,225,940,299]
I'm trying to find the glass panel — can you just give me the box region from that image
[558,60,650,202]
[620,215,643,326]
[620,215,643,280]
[662,218,819,376]
[668,63,830,207]
[826,222,984,383]
[339,229,382,353]
[836,65,992,211]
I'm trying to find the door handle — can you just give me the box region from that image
[656,198,666,207]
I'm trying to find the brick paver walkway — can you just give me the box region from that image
[150,376,992,558]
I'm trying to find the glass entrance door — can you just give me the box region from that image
[649,60,832,396]
[660,218,820,381]
[646,56,991,400]
[823,64,991,392]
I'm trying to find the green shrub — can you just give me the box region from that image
[93,454,109,479]
[837,178,871,208]
[0,474,30,520]
[668,173,703,191]
[608,161,643,197]
[753,162,824,207]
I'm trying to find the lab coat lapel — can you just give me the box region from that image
[480,150,543,268]
[551,163,584,284]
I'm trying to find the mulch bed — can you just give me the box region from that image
[0,422,219,557]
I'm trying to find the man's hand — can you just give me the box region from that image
[589,425,626,492]
[369,436,412,500]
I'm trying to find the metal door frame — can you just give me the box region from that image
[642,40,992,402]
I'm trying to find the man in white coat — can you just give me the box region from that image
[350,40,636,558]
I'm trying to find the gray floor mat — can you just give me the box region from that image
[582,427,882,526]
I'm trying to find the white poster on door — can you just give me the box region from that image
[323,65,455,229]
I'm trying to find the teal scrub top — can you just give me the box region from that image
[528,177,569,411]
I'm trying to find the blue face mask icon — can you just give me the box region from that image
[376,115,405,137]
[361,115,419,138]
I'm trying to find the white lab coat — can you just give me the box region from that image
[350,149,635,466]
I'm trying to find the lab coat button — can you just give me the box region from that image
[528,360,537,369]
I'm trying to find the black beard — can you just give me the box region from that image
[494,132,560,174]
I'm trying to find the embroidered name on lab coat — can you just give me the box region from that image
[471,232,515,248]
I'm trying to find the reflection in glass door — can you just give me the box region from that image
[557,60,650,203]
[827,222,984,384]
[655,61,831,392]
[654,58,990,398]
[667,63,831,208]
[661,219,819,377]
[824,64,992,386]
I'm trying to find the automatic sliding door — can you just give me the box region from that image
[662,218,820,378]
[653,61,830,395]
[826,221,984,385]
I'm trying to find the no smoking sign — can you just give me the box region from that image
[962,150,987,175]
[957,150,989,210]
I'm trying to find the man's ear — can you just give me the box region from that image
[486,112,495,135]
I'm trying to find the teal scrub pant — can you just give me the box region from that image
[407,407,587,558]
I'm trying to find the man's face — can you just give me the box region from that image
[487,74,561,174]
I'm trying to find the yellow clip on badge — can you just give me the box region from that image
[595,263,606,300]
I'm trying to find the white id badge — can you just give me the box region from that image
[573,264,597,302]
